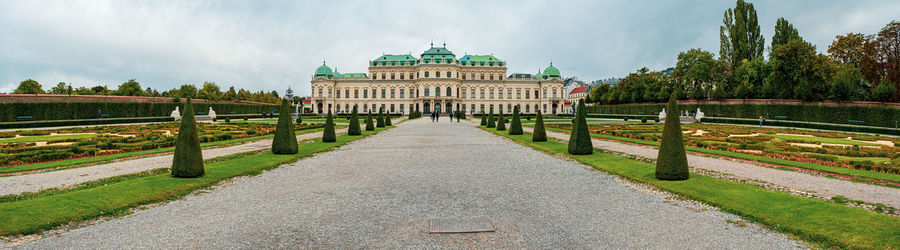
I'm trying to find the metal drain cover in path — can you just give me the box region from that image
[429,216,495,234]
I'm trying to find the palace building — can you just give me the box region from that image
[309,44,566,115]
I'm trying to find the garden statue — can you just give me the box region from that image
[658,108,666,121]
[170,106,181,120]
[695,108,705,122]
[208,107,217,120]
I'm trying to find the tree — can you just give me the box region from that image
[12,79,45,94]
[532,111,547,142]
[198,82,223,100]
[731,57,771,99]
[720,0,764,69]
[872,78,896,102]
[365,110,375,131]
[829,65,868,101]
[272,99,298,154]
[322,110,336,142]
[480,112,487,126]
[48,82,69,95]
[876,21,900,100]
[222,86,236,101]
[376,108,385,127]
[114,79,146,96]
[771,17,802,54]
[385,112,392,126]
[509,106,523,135]
[767,39,833,100]
[496,110,506,131]
[74,87,95,95]
[178,84,198,99]
[655,95,689,180]
[674,48,719,100]
[171,98,205,178]
[567,99,592,155]
[828,33,868,67]
[90,85,109,95]
[486,109,496,128]
[348,104,361,135]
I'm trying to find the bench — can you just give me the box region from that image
[715,113,725,117]
[847,120,865,125]
[773,116,788,120]
[196,112,207,115]
[16,116,33,121]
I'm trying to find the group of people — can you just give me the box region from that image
[430,111,461,123]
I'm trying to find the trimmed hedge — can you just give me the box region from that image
[586,103,900,128]
[703,117,900,136]
[0,117,174,129]
[0,102,279,122]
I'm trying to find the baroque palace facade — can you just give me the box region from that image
[309,44,566,115]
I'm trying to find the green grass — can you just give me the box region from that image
[0,134,100,143]
[0,127,328,175]
[482,127,900,249]
[541,126,900,184]
[0,127,389,236]
[802,152,892,164]
[767,134,884,147]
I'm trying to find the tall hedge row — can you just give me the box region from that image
[0,102,280,122]
[586,103,900,128]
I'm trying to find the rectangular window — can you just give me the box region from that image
[400,104,404,114]
[526,105,530,113]
[543,89,547,99]
[490,74,494,80]
[507,104,511,113]
[390,104,395,113]
[345,89,349,99]
[391,89,395,98]
[391,73,395,80]
[480,89,484,99]
[436,87,440,96]
[462,74,466,80]
[498,89,503,99]
[435,71,439,78]
[381,89,386,98]
[318,88,322,97]
[400,89,405,99]
[471,104,475,113]
[363,89,368,98]
[489,90,494,99]
[480,74,485,80]
[354,89,359,98]
[400,73,405,80]
[425,88,430,97]
[328,89,332,98]
[381,73,385,80]
[471,89,475,99]
[508,89,512,99]
[543,104,547,113]
[480,104,485,113]
[336,89,340,99]
[372,89,377,99]
[517,89,521,99]
[526,90,530,99]
[446,71,451,77]
[462,89,466,98]
[424,71,429,77]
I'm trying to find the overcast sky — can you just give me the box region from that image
[1,0,898,96]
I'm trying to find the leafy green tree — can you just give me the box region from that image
[674,49,719,99]
[731,57,771,99]
[771,17,802,54]
[496,110,506,131]
[830,65,868,101]
[48,82,70,95]
[872,78,896,102]
[365,110,375,131]
[198,82,223,100]
[567,99,592,155]
[767,39,834,100]
[12,79,45,94]
[74,87,95,95]
[114,79,146,96]
[171,98,205,177]
[376,108,385,127]
[178,84,198,99]
[272,99,298,154]
[532,111,547,142]
[509,106,523,135]
[322,110,336,142]
[348,105,361,135]
[655,95,689,180]
[720,0,764,69]
[222,86,236,101]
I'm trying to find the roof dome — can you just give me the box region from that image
[314,62,332,78]
[543,63,560,77]
[332,68,342,78]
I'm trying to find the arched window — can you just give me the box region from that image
[436,87,441,96]
[435,71,439,78]
[446,87,452,97]
[424,71,430,78]
[446,71,451,78]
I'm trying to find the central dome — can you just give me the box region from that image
[314,62,333,78]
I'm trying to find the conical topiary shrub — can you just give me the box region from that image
[365,110,375,131]
[509,106,523,135]
[322,110,336,142]
[496,110,506,131]
[348,105,361,135]
[480,112,487,126]
[567,99,593,155]
[272,99,299,154]
[385,113,392,126]
[486,109,496,128]
[171,98,205,177]
[460,110,466,119]
[655,94,690,180]
[533,111,547,142]
[376,109,385,127]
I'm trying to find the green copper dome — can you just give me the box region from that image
[543,63,560,78]
[314,62,333,78]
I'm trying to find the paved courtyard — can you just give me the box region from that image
[21,118,800,248]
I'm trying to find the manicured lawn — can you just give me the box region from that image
[767,134,884,146]
[540,126,900,185]
[482,127,900,249]
[0,127,330,175]
[0,127,389,236]
[0,134,100,143]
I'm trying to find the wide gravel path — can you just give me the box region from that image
[519,123,900,208]
[0,128,347,196]
[21,118,799,248]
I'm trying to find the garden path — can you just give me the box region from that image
[518,122,900,208]
[19,118,798,248]
[0,128,348,196]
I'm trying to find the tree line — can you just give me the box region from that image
[8,79,300,104]
[589,0,899,104]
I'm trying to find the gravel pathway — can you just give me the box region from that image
[0,128,347,196]
[20,118,800,248]
[518,123,900,208]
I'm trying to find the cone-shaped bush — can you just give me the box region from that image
[486,110,496,128]
[532,111,547,142]
[567,99,593,155]
[496,110,506,131]
[365,110,375,131]
[509,106,523,135]
[322,110,336,142]
[171,98,205,177]
[655,95,690,180]
[385,113,392,126]
[480,112,487,126]
[348,105,361,135]
[272,99,299,154]
[376,109,385,127]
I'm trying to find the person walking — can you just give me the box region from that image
[759,115,764,126]
[449,111,453,122]
[431,111,435,122]
[436,111,439,122]
[456,111,461,123]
